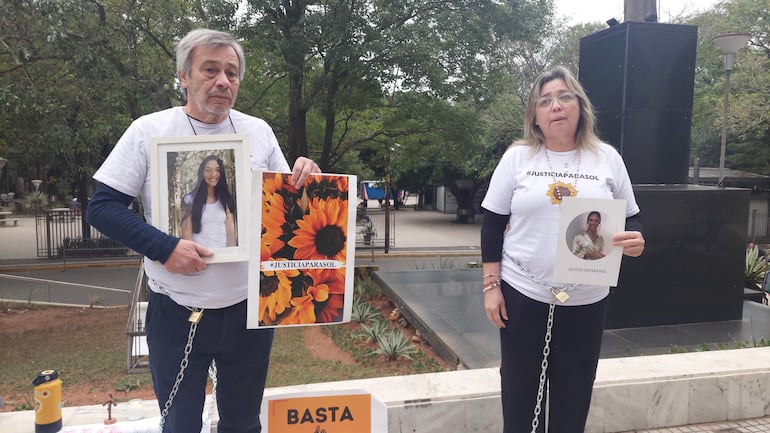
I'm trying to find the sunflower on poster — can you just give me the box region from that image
[258,172,349,326]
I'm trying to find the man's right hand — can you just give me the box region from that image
[163,239,213,274]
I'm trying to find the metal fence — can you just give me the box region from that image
[35,209,136,259]
[355,207,396,250]
[33,205,394,259]
[126,261,149,373]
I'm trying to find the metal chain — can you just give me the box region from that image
[530,303,555,433]
[159,319,198,432]
[152,282,217,432]
[508,252,578,297]
[207,360,218,423]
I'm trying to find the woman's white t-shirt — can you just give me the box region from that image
[481,142,640,306]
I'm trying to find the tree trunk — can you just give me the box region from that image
[320,72,340,171]
[287,69,309,164]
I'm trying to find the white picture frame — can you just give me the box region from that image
[552,197,627,287]
[150,134,250,264]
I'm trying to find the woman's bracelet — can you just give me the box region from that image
[482,273,500,279]
[482,279,501,293]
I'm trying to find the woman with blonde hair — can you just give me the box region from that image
[480,65,645,432]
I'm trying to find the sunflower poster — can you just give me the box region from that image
[247,171,357,328]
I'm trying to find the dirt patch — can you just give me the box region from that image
[303,326,356,364]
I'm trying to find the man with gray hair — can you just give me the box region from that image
[88,28,319,432]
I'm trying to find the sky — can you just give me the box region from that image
[555,0,722,25]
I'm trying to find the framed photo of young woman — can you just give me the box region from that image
[150,133,250,264]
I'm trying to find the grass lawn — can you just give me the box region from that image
[0,293,450,412]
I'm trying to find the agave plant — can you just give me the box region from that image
[372,329,417,361]
[25,190,48,212]
[350,298,380,323]
[745,245,768,291]
[352,319,390,343]
[353,277,380,300]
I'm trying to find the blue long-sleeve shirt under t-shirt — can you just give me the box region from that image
[86,182,178,263]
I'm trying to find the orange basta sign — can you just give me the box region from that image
[267,393,372,433]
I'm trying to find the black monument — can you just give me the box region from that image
[579,22,748,328]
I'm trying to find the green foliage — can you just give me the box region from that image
[350,299,380,324]
[25,191,48,212]
[669,344,685,354]
[3,0,768,206]
[11,397,34,412]
[1,304,445,412]
[687,0,770,172]
[373,329,417,361]
[413,256,458,270]
[326,322,379,364]
[745,246,768,290]
[268,327,385,386]
[114,375,146,394]
[328,300,445,370]
[352,319,390,343]
[410,351,444,373]
[668,337,770,354]
[353,277,381,300]
[238,0,551,173]
[0,0,199,201]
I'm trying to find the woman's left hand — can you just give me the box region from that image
[291,157,321,188]
[612,231,645,257]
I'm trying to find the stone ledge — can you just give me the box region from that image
[588,347,770,432]
[2,348,769,432]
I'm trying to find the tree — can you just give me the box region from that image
[687,0,770,174]
[238,0,551,172]
[0,0,202,235]
[1,0,559,229]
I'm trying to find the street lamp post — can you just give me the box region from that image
[384,163,391,254]
[712,32,750,185]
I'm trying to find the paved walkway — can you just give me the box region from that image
[0,216,40,261]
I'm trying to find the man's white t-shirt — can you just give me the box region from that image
[93,107,290,308]
[481,142,640,305]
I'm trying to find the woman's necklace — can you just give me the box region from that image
[185,110,237,135]
[544,147,581,205]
